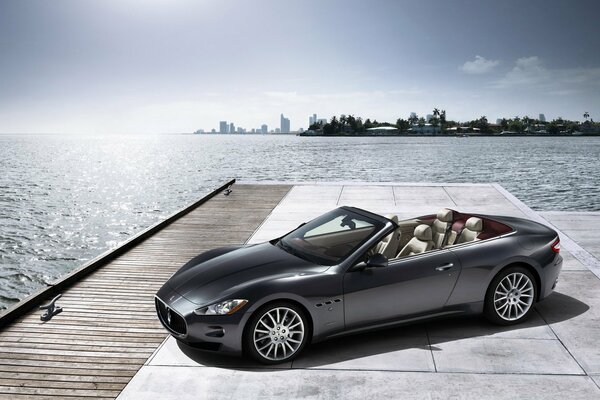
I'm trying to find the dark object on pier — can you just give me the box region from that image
[39,294,63,322]
[223,184,233,196]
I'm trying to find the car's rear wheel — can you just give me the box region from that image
[484,266,537,325]
[244,302,309,364]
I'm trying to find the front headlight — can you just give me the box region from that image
[194,299,248,316]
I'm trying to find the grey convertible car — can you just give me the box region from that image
[155,207,562,364]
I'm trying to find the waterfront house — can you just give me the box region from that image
[407,123,441,135]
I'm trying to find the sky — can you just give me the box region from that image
[1,0,600,134]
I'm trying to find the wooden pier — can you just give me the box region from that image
[0,181,291,399]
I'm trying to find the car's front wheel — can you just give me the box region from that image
[484,266,537,325]
[244,302,309,364]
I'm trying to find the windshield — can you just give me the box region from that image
[277,208,383,266]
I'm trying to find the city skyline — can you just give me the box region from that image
[1,0,600,134]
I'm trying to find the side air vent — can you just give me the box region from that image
[315,298,342,307]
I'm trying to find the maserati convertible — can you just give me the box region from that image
[155,207,562,364]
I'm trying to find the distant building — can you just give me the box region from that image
[194,129,204,134]
[539,114,546,122]
[280,114,291,133]
[211,128,216,133]
[309,113,317,126]
[237,127,244,134]
[408,124,441,135]
[219,121,228,134]
[229,122,235,133]
[366,126,398,135]
[261,124,268,134]
[275,128,281,133]
[426,114,433,122]
[317,118,327,125]
[496,119,503,125]
[410,112,417,119]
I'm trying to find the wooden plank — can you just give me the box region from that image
[0,183,291,399]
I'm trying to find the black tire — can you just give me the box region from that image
[244,301,310,364]
[484,266,537,326]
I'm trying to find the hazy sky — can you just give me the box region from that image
[1,0,600,133]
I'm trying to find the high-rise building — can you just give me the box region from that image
[230,122,235,133]
[219,121,228,134]
[426,114,433,122]
[317,118,327,125]
[237,127,244,134]
[309,113,318,126]
[410,112,417,119]
[496,119,503,125]
[539,114,546,122]
[280,114,291,133]
[261,124,268,134]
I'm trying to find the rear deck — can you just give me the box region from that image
[1,182,600,399]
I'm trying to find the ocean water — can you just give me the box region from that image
[1,134,599,309]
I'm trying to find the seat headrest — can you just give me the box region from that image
[436,208,453,222]
[465,217,483,232]
[384,214,399,224]
[414,224,432,241]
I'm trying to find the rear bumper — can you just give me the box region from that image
[540,254,563,300]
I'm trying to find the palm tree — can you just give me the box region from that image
[584,112,590,121]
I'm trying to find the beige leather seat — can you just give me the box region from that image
[457,217,483,244]
[397,224,434,257]
[372,214,401,258]
[432,208,453,249]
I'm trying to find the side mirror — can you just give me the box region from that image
[367,253,388,268]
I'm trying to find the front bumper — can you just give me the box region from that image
[155,284,251,355]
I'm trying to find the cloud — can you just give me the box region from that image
[460,55,500,74]
[491,56,600,93]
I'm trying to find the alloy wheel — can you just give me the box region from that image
[253,307,305,361]
[493,272,534,321]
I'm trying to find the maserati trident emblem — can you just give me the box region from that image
[166,308,172,325]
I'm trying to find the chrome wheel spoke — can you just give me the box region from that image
[288,320,301,329]
[257,342,271,352]
[267,312,277,327]
[259,319,273,330]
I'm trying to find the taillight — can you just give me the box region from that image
[551,238,561,253]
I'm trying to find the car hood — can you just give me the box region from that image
[166,242,319,305]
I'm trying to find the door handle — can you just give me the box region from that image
[435,263,454,272]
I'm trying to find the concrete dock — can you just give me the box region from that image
[1,181,600,399]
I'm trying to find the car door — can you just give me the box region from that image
[343,249,461,329]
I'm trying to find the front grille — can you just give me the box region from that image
[155,297,187,336]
